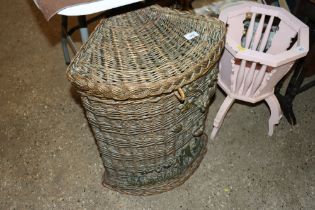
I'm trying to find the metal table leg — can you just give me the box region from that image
[78,16,89,43]
[60,15,89,65]
[61,16,71,65]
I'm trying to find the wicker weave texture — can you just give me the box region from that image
[81,68,218,195]
[67,5,225,100]
[68,5,226,195]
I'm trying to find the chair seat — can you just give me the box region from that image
[58,0,144,16]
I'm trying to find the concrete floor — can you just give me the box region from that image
[1,0,314,209]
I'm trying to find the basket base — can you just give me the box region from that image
[102,134,208,196]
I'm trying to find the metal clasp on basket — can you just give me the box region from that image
[175,88,186,102]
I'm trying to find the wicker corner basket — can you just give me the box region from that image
[67,5,225,195]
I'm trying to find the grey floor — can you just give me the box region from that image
[0,0,314,209]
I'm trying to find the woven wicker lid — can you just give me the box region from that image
[67,5,226,100]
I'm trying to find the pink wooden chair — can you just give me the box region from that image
[211,2,309,139]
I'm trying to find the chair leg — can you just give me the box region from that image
[78,16,89,43]
[265,94,282,136]
[61,16,71,65]
[61,16,89,65]
[211,95,235,140]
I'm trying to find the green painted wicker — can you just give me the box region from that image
[67,5,225,195]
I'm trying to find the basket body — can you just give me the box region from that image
[81,68,217,195]
[67,5,225,195]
